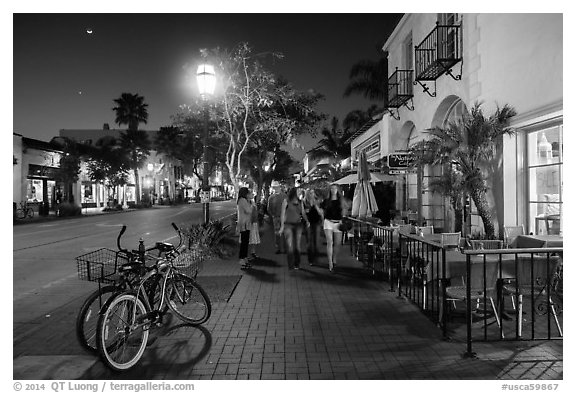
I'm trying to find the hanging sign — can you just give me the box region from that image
[388,152,415,169]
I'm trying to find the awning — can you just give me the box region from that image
[332,172,397,185]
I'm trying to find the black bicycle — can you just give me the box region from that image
[75,223,188,353]
[95,226,211,371]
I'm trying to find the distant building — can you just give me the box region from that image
[13,133,63,214]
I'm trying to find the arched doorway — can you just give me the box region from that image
[422,96,467,231]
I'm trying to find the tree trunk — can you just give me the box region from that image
[471,188,495,239]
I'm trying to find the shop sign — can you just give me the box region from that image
[387,152,415,169]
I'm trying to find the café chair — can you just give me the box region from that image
[418,225,434,235]
[504,225,525,248]
[470,240,504,250]
[441,232,461,249]
[440,271,502,336]
[502,255,563,337]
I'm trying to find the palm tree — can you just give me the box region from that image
[308,117,354,162]
[113,93,150,205]
[409,102,517,239]
[342,105,380,133]
[344,58,388,103]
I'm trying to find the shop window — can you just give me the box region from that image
[27,179,43,203]
[527,125,563,235]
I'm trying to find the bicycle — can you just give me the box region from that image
[15,201,34,219]
[94,225,211,371]
[75,223,184,353]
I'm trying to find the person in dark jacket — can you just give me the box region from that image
[278,187,310,270]
[303,189,323,265]
[236,187,253,268]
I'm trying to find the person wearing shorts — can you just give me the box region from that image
[319,184,346,272]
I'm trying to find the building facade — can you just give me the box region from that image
[352,13,562,236]
[13,133,64,214]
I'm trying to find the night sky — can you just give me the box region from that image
[13,13,402,159]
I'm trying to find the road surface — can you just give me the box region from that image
[13,202,236,333]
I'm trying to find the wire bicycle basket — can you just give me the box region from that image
[76,248,128,283]
[172,250,204,279]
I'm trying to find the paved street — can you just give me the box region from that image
[12,206,562,381]
[13,202,236,330]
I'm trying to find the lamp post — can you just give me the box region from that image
[197,63,216,224]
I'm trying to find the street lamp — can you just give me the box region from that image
[197,63,216,224]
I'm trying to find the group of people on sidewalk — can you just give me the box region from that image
[236,182,349,272]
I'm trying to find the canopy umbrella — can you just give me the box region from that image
[351,151,379,218]
[332,171,396,185]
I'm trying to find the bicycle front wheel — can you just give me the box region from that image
[166,274,211,325]
[76,285,117,353]
[96,292,149,371]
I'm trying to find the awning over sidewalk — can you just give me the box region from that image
[333,172,397,185]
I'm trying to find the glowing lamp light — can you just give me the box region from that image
[196,64,216,97]
[147,163,154,171]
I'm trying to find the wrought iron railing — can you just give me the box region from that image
[346,217,563,356]
[387,69,414,108]
[398,232,563,356]
[415,23,462,81]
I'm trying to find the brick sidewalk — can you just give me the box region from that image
[14,220,563,380]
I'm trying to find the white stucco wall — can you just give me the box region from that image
[379,13,562,233]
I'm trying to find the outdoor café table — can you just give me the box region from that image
[426,250,517,286]
[512,234,563,248]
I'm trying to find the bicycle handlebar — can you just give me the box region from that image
[172,222,183,250]
[116,223,183,256]
[117,225,128,253]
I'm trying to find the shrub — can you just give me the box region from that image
[57,202,82,217]
[180,220,231,260]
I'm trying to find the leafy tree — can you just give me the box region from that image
[50,137,85,203]
[169,105,230,194]
[409,102,517,239]
[113,92,150,205]
[85,136,129,206]
[197,43,323,192]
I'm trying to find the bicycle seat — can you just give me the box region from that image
[155,242,175,253]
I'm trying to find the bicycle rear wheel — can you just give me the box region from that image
[166,273,211,325]
[76,285,117,352]
[96,292,149,371]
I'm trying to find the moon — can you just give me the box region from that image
[86,29,93,34]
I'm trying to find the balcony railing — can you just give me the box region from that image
[387,69,414,108]
[415,23,462,82]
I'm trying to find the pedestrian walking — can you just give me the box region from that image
[236,187,253,268]
[248,193,260,262]
[278,187,310,270]
[318,184,347,272]
[303,189,323,265]
[267,181,287,254]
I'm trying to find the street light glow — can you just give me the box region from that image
[196,64,216,97]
